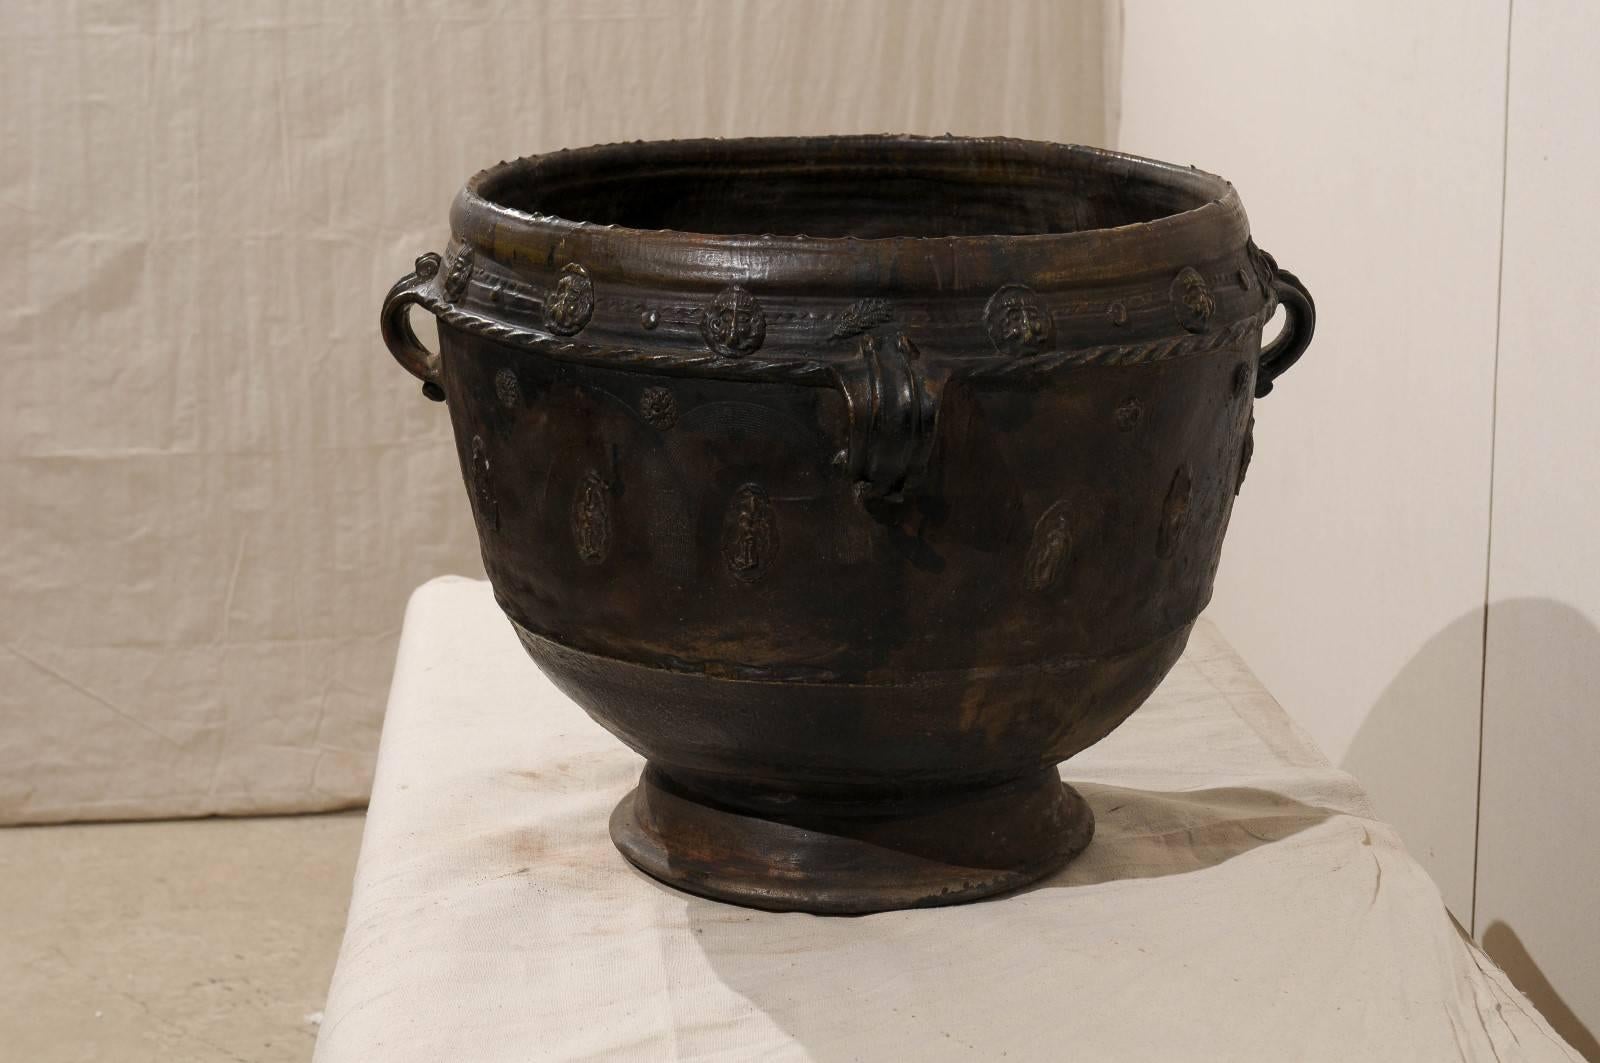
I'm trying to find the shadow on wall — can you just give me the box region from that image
[1483,921,1600,1061]
[1350,597,1600,1058]
[1343,605,1485,894]
[673,782,1332,1058]
[1478,598,1600,1060]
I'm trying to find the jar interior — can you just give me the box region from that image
[479,139,1218,240]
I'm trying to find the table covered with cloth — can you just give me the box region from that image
[315,577,1577,1061]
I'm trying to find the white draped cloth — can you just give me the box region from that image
[316,577,1577,1062]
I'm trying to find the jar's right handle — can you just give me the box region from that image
[1253,246,1316,398]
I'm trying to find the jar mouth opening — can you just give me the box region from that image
[467,135,1233,242]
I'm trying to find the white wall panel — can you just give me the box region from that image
[1476,1,1600,1052]
[1115,1,1509,920]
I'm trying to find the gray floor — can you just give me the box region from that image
[2,812,364,1062]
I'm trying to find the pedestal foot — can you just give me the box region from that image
[609,764,1093,914]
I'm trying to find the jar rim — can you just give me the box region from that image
[451,135,1250,296]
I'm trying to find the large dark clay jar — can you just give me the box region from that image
[381,136,1316,914]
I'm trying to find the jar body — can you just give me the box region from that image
[439,316,1253,791]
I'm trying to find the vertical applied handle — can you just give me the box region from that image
[381,253,447,402]
[832,332,943,504]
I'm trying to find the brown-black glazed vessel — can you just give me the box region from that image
[381,136,1316,914]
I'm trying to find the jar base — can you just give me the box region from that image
[609,764,1094,914]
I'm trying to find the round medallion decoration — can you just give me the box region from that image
[700,285,766,356]
[639,386,677,430]
[985,284,1053,354]
[544,263,595,336]
[1171,266,1215,333]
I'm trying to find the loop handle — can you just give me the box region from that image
[1254,248,1316,399]
[381,253,446,402]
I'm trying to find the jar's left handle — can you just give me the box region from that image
[382,252,447,402]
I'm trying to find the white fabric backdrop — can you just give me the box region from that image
[0,1,1110,823]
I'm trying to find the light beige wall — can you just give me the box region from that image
[1115,1,1509,922]
[1119,1,1600,1044]
[0,0,1110,824]
[1475,1,1600,1052]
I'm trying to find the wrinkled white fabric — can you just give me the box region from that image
[317,578,1578,1062]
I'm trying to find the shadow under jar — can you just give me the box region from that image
[381,136,1316,914]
